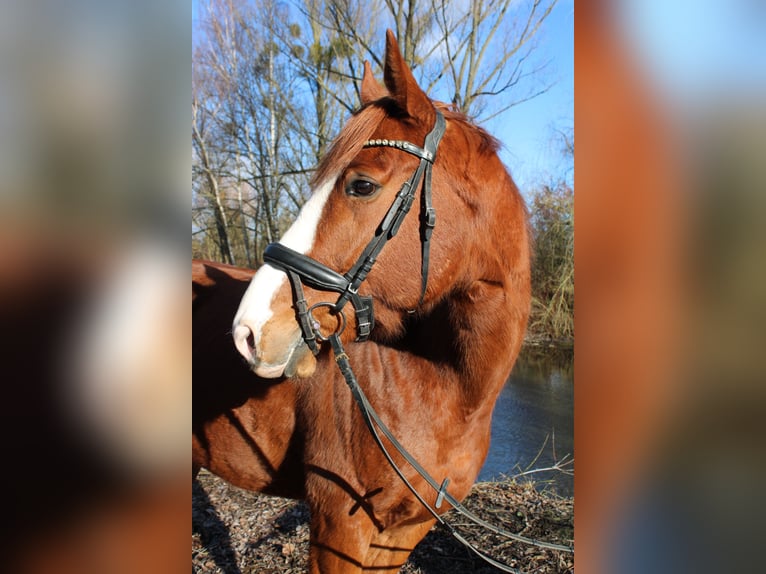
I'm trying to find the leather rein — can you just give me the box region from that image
[262,109,572,572]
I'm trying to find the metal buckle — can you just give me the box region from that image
[424,207,436,228]
[353,295,375,342]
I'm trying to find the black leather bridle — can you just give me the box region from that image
[263,109,447,351]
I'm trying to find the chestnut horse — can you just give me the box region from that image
[194,31,530,573]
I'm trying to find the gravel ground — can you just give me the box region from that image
[193,470,573,573]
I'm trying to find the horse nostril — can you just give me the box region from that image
[233,323,257,363]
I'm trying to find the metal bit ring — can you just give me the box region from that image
[307,302,346,342]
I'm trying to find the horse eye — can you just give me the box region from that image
[347,179,378,197]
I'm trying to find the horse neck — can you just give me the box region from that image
[377,276,527,413]
[448,279,527,409]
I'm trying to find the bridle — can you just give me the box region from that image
[261,108,573,572]
[262,109,446,352]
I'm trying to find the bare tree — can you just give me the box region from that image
[431,0,558,119]
[192,0,561,265]
[293,0,558,119]
[192,91,234,265]
[194,0,312,266]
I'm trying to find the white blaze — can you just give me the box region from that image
[232,178,335,359]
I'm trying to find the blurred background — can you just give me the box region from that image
[0,0,189,572]
[576,2,766,573]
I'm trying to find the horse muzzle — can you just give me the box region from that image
[233,319,317,379]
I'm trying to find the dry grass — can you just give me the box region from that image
[193,470,573,574]
[528,182,574,342]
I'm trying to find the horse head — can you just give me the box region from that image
[232,31,528,380]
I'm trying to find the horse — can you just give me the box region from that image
[193,30,531,573]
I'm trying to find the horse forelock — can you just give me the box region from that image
[311,104,389,189]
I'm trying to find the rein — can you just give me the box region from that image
[262,109,573,571]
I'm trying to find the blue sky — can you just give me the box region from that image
[487,0,574,195]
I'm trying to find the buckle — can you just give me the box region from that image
[353,296,375,342]
[435,477,451,509]
[356,319,372,340]
[423,207,436,228]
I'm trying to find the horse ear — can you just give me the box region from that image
[382,29,434,121]
[360,61,388,104]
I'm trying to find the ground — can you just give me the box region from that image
[192,470,573,573]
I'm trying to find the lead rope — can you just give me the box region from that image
[327,333,573,573]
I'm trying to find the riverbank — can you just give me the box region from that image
[193,470,573,573]
[523,333,574,351]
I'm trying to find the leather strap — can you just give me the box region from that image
[361,112,446,307]
[266,243,348,294]
[285,269,320,354]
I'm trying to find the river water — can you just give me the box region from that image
[479,346,574,496]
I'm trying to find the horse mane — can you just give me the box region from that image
[310,99,501,188]
[434,101,502,155]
